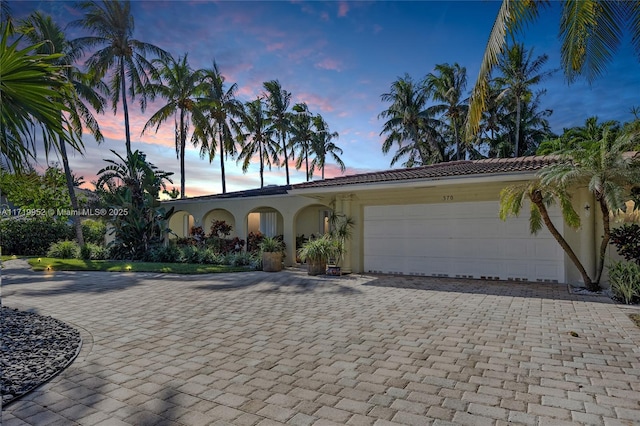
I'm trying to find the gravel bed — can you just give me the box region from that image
[1,306,81,406]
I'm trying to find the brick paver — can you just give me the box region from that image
[2,259,640,425]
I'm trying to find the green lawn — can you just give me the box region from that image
[27,258,252,274]
[1,255,22,261]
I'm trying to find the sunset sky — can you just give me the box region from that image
[10,0,640,198]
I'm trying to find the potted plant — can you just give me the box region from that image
[326,213,355,276]
[297,235,335,275]
[259,236,284,272]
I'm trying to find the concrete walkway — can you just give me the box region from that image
[2,259,640,425]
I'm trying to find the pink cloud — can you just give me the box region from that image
[295,92,335,113]
[315,58,343,72]
[338,2,349,17]
[267,42,285,52]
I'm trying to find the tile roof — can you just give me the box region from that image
[167,185,291,203]
[292,155,561,189]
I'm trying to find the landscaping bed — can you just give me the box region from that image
[1,307,81,406]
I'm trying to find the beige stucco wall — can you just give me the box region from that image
[163,175,601,283]
[164,194,330,264]
[295,178,597,284]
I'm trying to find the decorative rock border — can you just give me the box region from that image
[1,306,82,406]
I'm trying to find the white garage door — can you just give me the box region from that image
[364,202,564,282]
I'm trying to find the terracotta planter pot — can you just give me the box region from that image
[262,252,282,272]
[307,260,326,275]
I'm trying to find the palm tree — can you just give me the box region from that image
[539,117,640,288]
[142,53,204,199]
[425,63,468,160]
[236,98,280,188]
[493,43,553,157]
[194,62,242,194]
[18,11,107,245]
[310,115,344,180]
[499,180,591,287]
[467,0,640,137]
[264,80,293,185]
[0,21,73,172]
[379,74,443,167]
[72,0,169,155]
[289,103,318,181]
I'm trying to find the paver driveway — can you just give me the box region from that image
[2,259,640,426]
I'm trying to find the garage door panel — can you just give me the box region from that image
[364,202,564,282]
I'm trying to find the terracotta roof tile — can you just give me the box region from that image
[292,155,562,189]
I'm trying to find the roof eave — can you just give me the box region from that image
[289,171,539,196]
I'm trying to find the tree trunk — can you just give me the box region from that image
[281,132,290,185]
[120,59,132,156]
[322,165,325,180]
[305,145,309,182]
[594,195,610,286]
[179,109,186,199]
[530,190,596,290]
[219,122,226,194]
[59,137,84,246]
[453,119,461,161]
[259,143,264,188]
[514,98,521,158]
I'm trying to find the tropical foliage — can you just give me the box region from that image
[379,48,555,165]
[0,21,75,172]
[72,0,169,155]
[18,11,107,245]
[236,98,280,188]
[501,117,640,291]
[143,53,205,198]
[95,150,174,260]
[467,0,640,138]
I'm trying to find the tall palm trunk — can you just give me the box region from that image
[179,109,186,198]
[322,165,325,180]
[594,195,611,285]
[259,142,264,188]
[120,59,132,156]
[219,122,226,193]
[453,119,461,160]
[514,98,521,157]
[281,133,290,185]
[530,190,595,290]
[305,147,310,181]
[59,136,84,246]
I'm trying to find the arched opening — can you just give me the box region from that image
[202,208,237,238]
[246,207,284,238]
[294,204,332,239]
[168,210,195,239]
[293,204,332,260]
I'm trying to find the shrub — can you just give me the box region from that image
[181,245,203,264]
[47,240,80,259]
[200,248,222,264]
[82,219,107,245]
[225,251,257,267]
[610,223,640,264]
[608,261,640,304]
[259,236,284,253]
[247,231,264,253]
[80,243,110,260]
[144,244,183,263]
[0,219,72,255]
[209,220,232,238]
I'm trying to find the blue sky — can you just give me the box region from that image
[10,0,640,197]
